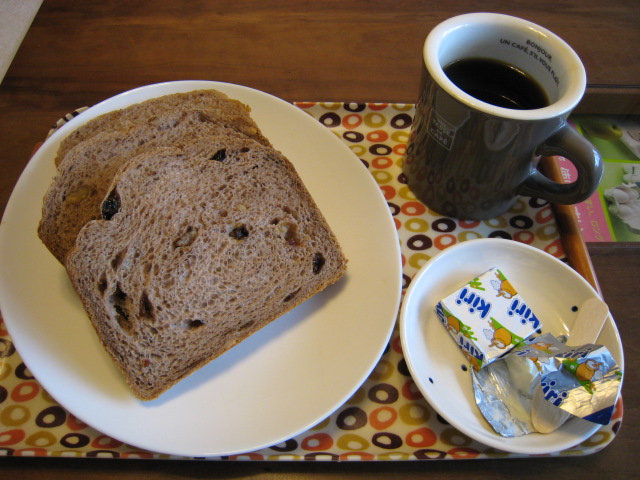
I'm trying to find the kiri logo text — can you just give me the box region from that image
[541,377,568,407]
[455,287,491,319]
[458,335,484,363]
[507,298,541,330]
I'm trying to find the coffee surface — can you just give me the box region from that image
[444,58,549,110]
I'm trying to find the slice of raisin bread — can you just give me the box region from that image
[54,89,269,166]
[39,108,269,263]
[65,139,347,401]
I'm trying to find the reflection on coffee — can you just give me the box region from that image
[444,58,549,110]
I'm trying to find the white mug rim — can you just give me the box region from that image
[424,12,586,121]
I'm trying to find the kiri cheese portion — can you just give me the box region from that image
[435,267,541,370]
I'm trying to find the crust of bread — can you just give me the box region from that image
[54,89,269,166]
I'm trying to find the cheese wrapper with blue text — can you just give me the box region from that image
[435,267,541,370]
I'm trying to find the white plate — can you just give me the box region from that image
[400,238,624,454]
[0,81,402,456]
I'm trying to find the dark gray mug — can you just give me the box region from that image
[404,13,603,220]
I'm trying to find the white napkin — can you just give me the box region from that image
[0,0,42,83]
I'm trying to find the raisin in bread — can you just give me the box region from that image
[39,107,269,263]
[54,89,269,166]
[65,139,347,400]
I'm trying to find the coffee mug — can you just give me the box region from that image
[404,13,603,220]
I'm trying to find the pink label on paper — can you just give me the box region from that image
[573,195,612,242]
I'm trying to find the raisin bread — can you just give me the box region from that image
[66,139,347,400]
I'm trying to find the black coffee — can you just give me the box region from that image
[444,58,549,110]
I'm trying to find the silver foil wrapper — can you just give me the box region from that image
[472,333,622,437]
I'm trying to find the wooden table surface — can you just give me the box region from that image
[0,1,638,479]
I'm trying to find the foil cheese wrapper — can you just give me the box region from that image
[472,333,623,437]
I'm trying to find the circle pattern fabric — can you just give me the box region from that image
[0,102,623,460]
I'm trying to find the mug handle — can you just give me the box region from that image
[516,123,603,204]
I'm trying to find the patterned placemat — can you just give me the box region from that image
[0,102,623,459]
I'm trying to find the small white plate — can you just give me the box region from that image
[400,238,624,454]
[0,81,402,456]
